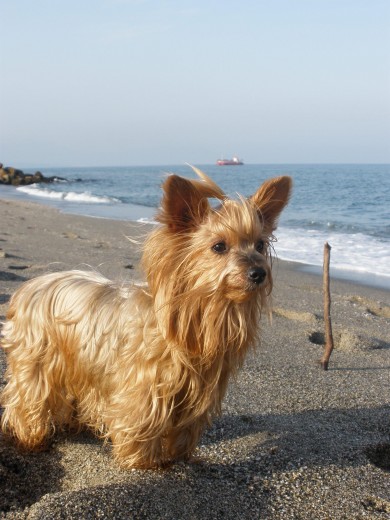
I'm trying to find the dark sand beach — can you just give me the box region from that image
[0,198,389,519]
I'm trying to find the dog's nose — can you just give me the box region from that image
[247,267,267,285]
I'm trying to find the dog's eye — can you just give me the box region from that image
[256,240,265,253]
[212,242,227,254]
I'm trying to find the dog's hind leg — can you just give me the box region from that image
[0,326,66,450]
[1,369,53,450]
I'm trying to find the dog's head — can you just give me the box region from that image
[142,168,291,359]
[151,167,292,304]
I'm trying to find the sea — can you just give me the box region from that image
[1,164,389,290]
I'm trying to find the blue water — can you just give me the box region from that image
[1,164,389,288]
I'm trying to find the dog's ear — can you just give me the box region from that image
[158,175,211,231]
[250,176,292,232]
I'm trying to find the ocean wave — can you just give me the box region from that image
[17,185,120,204]
[283,218,389,240]
[136,217,157,224]
[274,227,390,279]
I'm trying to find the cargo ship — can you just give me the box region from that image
[216,156,244,166]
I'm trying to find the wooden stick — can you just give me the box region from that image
[321,242,334,370]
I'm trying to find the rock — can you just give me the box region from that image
[0,165,66,186]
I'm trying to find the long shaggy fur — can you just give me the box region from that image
[1,169,291,468]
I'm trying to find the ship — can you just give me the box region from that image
[216,156,244,166]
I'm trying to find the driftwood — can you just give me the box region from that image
[321,242,334,370]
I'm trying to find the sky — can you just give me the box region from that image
[1,0,389,167]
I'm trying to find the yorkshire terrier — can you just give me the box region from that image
[1,168,291,468]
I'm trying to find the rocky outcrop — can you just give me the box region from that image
[0,164,65,186]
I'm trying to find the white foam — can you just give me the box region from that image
[17,184,120,204]
[274,227,390,278]
[136,217,158,225]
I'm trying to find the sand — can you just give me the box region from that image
[0,197,389,519]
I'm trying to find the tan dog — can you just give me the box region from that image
[1,168,291,468]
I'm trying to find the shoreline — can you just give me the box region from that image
[1,197,389,519]
[294,261,390,292]
[1,188,389,292]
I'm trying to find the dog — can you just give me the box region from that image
[1,168,291,468]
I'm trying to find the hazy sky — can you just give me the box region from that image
[1,0,389,167]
